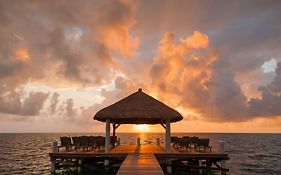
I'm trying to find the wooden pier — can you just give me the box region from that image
[117,153,163,175]
[49,144,229,174]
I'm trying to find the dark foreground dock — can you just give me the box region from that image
[49,144,229,174]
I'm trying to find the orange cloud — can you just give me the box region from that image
[181,31,209,49]
[150,31,217,110]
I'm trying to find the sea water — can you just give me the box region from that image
[0,133,280,175]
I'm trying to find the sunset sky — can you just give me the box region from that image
[1,0,281,133]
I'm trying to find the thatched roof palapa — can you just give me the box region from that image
[94,88,183,124]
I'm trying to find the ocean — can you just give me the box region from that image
[0,133,280,175]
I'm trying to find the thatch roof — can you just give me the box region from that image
[93,89,183,124]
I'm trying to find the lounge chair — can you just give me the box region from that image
[195,138,212,152]
[59,137,72,152]
[80,136,89,151]
[110,136,118,147]
[88,136,96,150]
[72,136,81,152]
[171,136,179,148]
[190,136,199,148]
[96,136,105,150]
[178,137,191,150]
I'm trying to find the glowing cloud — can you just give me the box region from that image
[181,31,209,49]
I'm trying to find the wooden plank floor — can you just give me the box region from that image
[117,153,164,175]
[110,144,177,154]
[113,145,165,175]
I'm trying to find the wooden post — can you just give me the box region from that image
[78,159,82,172]
[112,123,116,148]
[199,160,202,174]
[218,141,226,175]
[51,141,58,153]
[105,119,110,166]
[166,120,171,153]
[156,138,160,146]
[167,164,172,175]
[137,138,141,146]
[105,119,111,153]
[51,141,58,173]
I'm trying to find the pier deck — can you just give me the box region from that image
[49,144,229,174]
[117,153,164,175]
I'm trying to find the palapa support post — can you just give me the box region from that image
[112,123,116,148]
[218,141,226,175]
[104,119,110,166]
[166,120,172,174]
[166,120,171,153]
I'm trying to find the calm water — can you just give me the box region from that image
[0,133,280,175]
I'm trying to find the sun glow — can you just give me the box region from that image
[133,124,149,132]
[15,48,30,61]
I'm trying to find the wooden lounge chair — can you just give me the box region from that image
[59,137,72,152]
[110,136,118,147]
[190,136,199,148]
[80,136,89,151]
[88,136,96,150]
[171,136,179,148]
[96,136,105,150]
[195,138,212,152]
[72,136,81,152]
[178,137,191,150]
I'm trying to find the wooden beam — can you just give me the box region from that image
[160,123,166,129]
[115,123,121,129]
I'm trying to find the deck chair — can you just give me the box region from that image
[96,136,105,150]
[171,136,179,148]
[72,136,81,152]
[190,136,199,148]
[195,138,212,152]
[88,136,96,150]
[178,137,191,150]
[80,136,89,151]
[110,136,118,147]
[59,137,72,152]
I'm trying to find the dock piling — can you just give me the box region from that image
[218,141,226,175]
[50,141,58,173]
[78,159,82,172]
[199,160,202,174]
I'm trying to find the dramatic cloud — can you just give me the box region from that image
[48,92,59,115]
[150,31,217,113]
[0,0,138,118]
[0,91,49,116]
[0,0,138,86]
[248,62,281,117]
[1,0,281,132]
[149,31,281,121]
